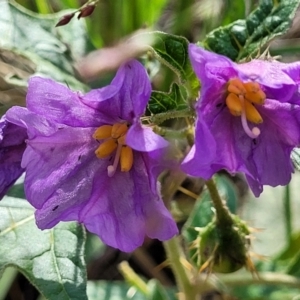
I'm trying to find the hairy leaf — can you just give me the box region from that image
[0,0,91,98]
[203,0,300,61]
[0,196,87,300]
[148,83,188,114]
[140,32,196,86]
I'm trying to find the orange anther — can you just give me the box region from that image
[226,93,242,116]
[120,146,133,172]
[228,78,246,94]
[95,139,117,158]
[243,82,260,93]
[245,90,266,105]
[93,125,113,140]
[244,101,263,124]
[229,109,242,116]
[111,123,128,139]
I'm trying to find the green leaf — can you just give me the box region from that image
[143,32,196,85]
[141,32,200,114]
[274,231,300,276]
[0,0,91,92]
[0,48,36,109]
[276,231,300,261]
[203,0,300,61]
[147,279,174,300]
[6,182,25,199]
[87,281,145,300]
[0,196,87,300]
[232,285,300,300]
[85,233,105,263]
[148,83,188,114]
[286,251,300,277]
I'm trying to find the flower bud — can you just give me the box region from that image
[198,215,251,273]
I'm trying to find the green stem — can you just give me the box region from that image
[219,271,300,287]
[0,267,18,300]
[205,178,233,226]
[153,126,191,139]
[35,0,51,13]
[284,184,292,243]
[150,108,194,125]
[163,237,197,300]
[118,261,149,296]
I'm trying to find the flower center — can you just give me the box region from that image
[93,123,134,177]
[225,78,266,139]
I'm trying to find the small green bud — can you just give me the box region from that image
[196,215,252,273]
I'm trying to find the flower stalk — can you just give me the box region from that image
[118,261,149,296]
[163,237,197,300]
[201,178,252,273]
[284,184,292,243]
[205,178,233,226]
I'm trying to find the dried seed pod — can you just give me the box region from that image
[55,13,75,27]
[78,4,96,19]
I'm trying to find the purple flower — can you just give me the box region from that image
[182,44,300,197]
[0,116,27,198]
[6,60,178,252]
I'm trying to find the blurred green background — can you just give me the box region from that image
[2,0,300,299]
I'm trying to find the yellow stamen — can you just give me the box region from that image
[229,109,241,117]
[228,78,246,94]
[93,122,134,175]
[120,146,133,172]
[226,93,242,115]
[111,123,128,138]
[244,101,263,124]
[225,78,265,139]
[243,82,260,93]
[245,90,266,105]
[95,139,117,158]
[117,135,127,146]
[93,125,113,139]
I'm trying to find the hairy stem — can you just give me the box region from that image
[150,108,194,125]
[205,178,233,226]
[153,126,192,139]
[163,237,197,300]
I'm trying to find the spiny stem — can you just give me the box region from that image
[153,126,192,139]
[205,178,233,226]
[163,237,197,300]
[150,108,194,125]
